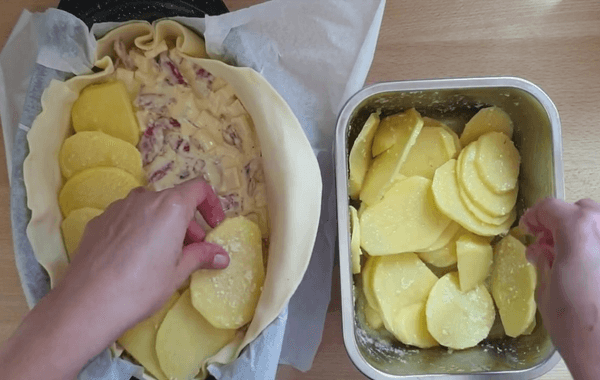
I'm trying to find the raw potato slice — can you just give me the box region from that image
[58,167,141,217]
[459,106,513,146]
[458,184,513,225]
[416,222,460,253]
[364,304,383,330]
[475,132,521,193]
[371,253,438,331]
[417,228,463,267]
[523,317,536,335]
[72,81,140,145]
[456,233,493,292]
[399,126,457,179]
[349,206,362,274]
[156,290,236,380]
[492,235,537,338]
[423,117,461,154]
[432,160,516,236]
[391,302,438,348]
[118,293,180,380]
[426,272,495,349]
[360,110,423,205]
[60,131,144,180]
[357,202,368,219]
[360,176,451,255]
[372,108,423,156]
[190,216,264,329]
[348,113,381,199]
[509,226,529,245]
[362,257,379,312]
[60,207,103,258]
[457,143,518,217]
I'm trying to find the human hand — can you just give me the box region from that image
[520,198,600,379]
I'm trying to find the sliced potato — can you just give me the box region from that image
[475,132,521,194]
[426,272,495,349]
[399,126,456,179]
[362,257,379,312]
[372,108,423,156]
[360,110,423,205]
[391,302,438,348]
[371,253,438,331]
[190,216,264,329]
[423,117,461,154]
[350,206,362,274]
[432,160,516,236]
[60,131,144,181]
[457,142,518,217]
[523,317,537,335]
[156,290,236,380]
[458,184,513,225]
[357,202,368,219]
[348,113,381,199]
[58,167,141,217]
[118,293,179,380]
[456,233,493,292]
[417,228,462,268]
[416,222,460,253]
[60,207,103,258]
[492,235,537,338]
[360,176,451,255]
[459,106,513,146]
[509,226,530,245]
[72,81,140,145]
[364,303,384,330]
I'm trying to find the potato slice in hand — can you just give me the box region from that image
[191,216,264,329]
[456,233,493,292]
[475,132,521,194]
[360,109,423,205]
[348,113,380,199]
[426,272,495,349]
[371,253,438,331]
[459,106,513,146]
[61,207,103,258]
[361,176,451,255]
[60,131,144,181]
[423,117,461,153]
[492,235,537,337]
[457,142,518,217]
[399,126,458,179]
[372,108,423,157]
[118,293,180,380]
[59,167,141,217]
[432,160,515,236]
[364,303,384,330]
[350,206,362,274]
[72,81,140,145]
[391,302,438,348]
[156,290,236,380]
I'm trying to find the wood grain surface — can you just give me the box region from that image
[1,0,597,378]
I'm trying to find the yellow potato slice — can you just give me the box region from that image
[190,216,264,329]
[457,143,518,217]
[350,206,362,274]
[362,257,379,312]
[59,167,141,217]
[399,126,457,179]
[360,176,451,255]
[459,106,513,146]
[391,302,438,349]
[60,207,103,258]
[426,272,495,349]
[60,131,144,181]
[360,110,423,205]
[363,303,384,330]
[456,233,493,292]
[475,132,521,194]
[417,227,464,268]
[118,293,180,380]
[491,235,537,338]
[416,222,460,253]
[156,290,236,380]
[72,81,140,145]
[423,117,461,154]
[523,317,536,335]
[458,184,513,225]
[357,202,368,219]
[348,113,381,199]
[371,253,438,331]
[372,108,423,157]
[432,160,516,236]
[509,226,530,245]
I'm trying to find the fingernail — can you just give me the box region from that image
[213,253,229,267]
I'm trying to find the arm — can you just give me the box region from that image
[0,179,229,380]
[521,198,600,380]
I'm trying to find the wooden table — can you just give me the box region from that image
[2,0,598,378]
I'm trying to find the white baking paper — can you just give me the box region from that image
[0,0,385,378]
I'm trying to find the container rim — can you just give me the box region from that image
[334,76,564,379]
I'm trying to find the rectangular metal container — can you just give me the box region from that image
[335,77,564,379]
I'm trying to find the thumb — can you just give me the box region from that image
[175,242,230,286]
